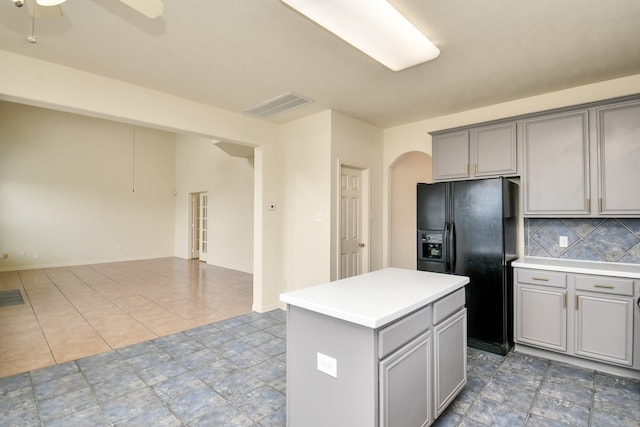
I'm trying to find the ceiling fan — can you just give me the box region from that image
[11,0,164,19]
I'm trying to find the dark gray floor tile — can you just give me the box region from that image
[116,340,160,359]
[162,339,205,358]
[538,375,594,407]
[432,406,462,427]
[166,386,227,424]
[240,330,278,347]
[153,331,190,348]
[93,371,146,402]
[466,395,528,426]
[249,358,286,383]
[76,350,123,371]
[38,386,98,421]
[0,372,31,393]
[126,349,172,371]
[191,358,239,385]
[229,347,271,369]
[0,383,35,413]
[227,322,260,337]
[138,359,188,386]
[213,369,266,399]
[174,347,221,370]
[102,387,163,423]
[115,403,182,427]
[258,405,286,427]
[34,372,89,401]
[590,408,639,427]
[183,322,220,337]
[257,337,286,356]
[1,402,40,427]
[30,361,79,385]
[195,329,236,347]
[547,360,595,388]
[593,388,640,420]
[152,371,208,401]
[188,401,256,427]
[525,413,574,427]
[41,404,110,427]
[81,359,136,385]
[481,379,537,412]
[530,393,590,426]
[234,385,286,422]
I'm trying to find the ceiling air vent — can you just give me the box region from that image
[246,92,313,117]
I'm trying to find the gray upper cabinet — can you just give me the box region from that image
[596,99,640,216]
[471,122,517,177]
[432,122,516,181]
[522,110,590,216]
[432,130,470,180]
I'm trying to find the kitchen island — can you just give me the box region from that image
[280,268,469,427]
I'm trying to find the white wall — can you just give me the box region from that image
[0,101,176,270]
[174,134,254,273]
[382,74,640,267]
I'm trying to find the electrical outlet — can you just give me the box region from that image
[317,352,338,378]
[559,236,569,248]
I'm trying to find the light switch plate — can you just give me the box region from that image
[317,352,337,378]
[559,236,568,248]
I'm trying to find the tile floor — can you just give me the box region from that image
[1,259,638,426]
[0,258,252,378]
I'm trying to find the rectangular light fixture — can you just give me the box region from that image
[281,0,440,71]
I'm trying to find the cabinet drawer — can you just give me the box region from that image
[378,305,431,359]
[516,269,567,288]
[433,288,465,325]
[575,275,633,296]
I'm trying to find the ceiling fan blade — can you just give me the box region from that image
[119,0,164,19]
[25,0,63,19]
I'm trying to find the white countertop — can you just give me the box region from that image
[279,268,469,328]
[513,257,640,279]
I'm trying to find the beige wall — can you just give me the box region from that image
[382,74,640,267]
[389,152,432,269]
[330,111,384,279]
[174,134,254,273]
[0,101,176,269]
[278,111,333,292]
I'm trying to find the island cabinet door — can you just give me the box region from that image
[434,308,467,417]
[379,331,432,427]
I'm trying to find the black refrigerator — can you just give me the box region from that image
[417,177,518,355]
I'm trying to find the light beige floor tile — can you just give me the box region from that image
[0,258,253,377]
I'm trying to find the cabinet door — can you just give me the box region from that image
[574,293,633,366]
[471,122,517,177]
[516,284,567,351]
[596,100,640,215]
[522,110,590,216]
[432,131,469,180]
[434,309,467,417]
[379,331,432,427]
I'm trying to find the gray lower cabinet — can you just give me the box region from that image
[596,99,640,215]
[286,289,466,427]
[379,331,432,427]
[522,110,590,216]
[574,275,634,366]
[514,268,635,368]
[433,308,467,416]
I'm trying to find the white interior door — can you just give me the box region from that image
[190,193,201,259]
[199,192,208,262]
[340,166,364,279]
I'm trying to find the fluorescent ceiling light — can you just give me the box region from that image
[281,0,439,71]
[36,0,66,5]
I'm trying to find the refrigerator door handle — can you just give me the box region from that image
[443,222,451,272]
[449,222,456,272]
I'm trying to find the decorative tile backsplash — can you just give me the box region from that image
[525,218,640,264]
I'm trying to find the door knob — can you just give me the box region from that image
[359,242,366,248]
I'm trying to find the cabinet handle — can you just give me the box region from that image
[587,198,590,214]
[532,277,549,282]
[563,293,566,309]
[575,295,579,310]
[598,198,602,213]
[594,284,615,289]
[474,163,477,175]
[466,163,469,175]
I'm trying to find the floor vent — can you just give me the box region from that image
[246,92,313,117]
[0,289,24,307]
